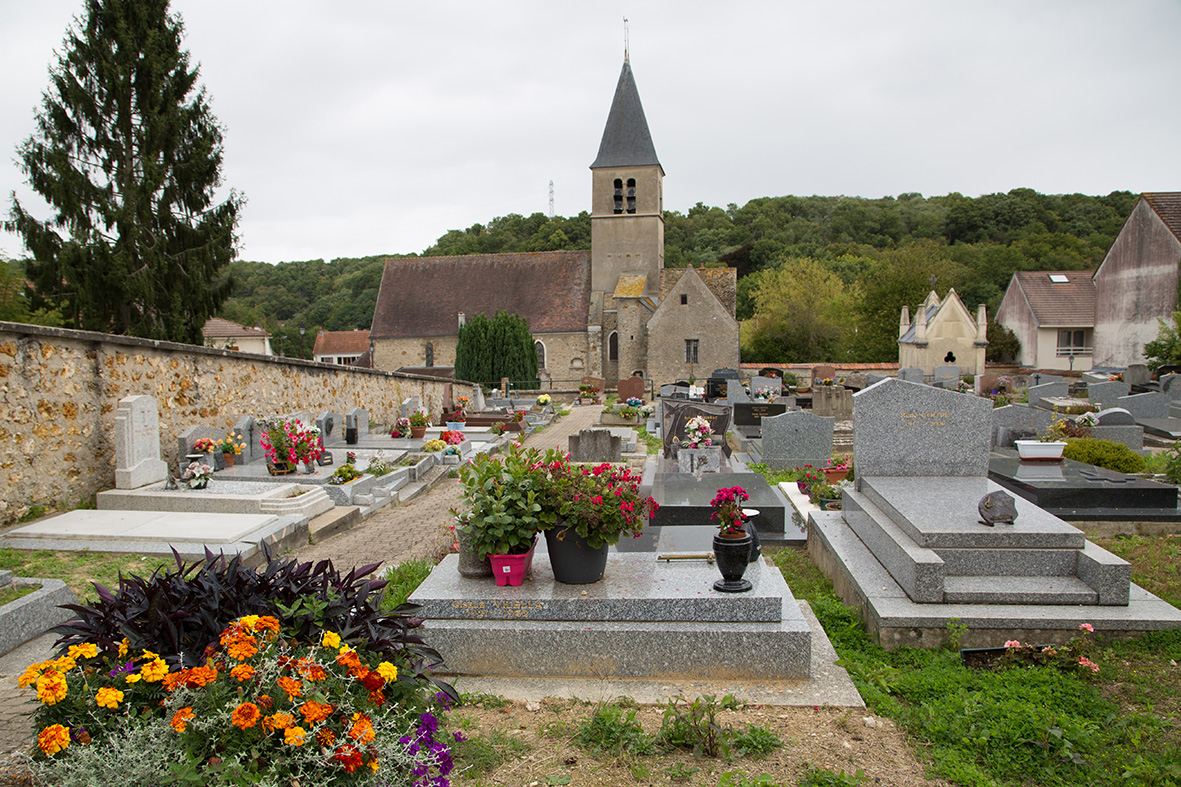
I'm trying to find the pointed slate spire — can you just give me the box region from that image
[590,60,661,169]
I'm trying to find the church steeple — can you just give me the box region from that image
[590,61,661,171]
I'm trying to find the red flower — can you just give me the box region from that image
[334,744,364,772]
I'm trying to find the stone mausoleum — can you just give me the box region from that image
[368,57,739,387]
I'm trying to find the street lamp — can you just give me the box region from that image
[299,322,305,359]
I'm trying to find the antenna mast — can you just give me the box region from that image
[548,180,555,218]
[623,17,629,61]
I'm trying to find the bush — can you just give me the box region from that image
[1063,438,1146,474]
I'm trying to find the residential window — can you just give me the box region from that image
[1056,329,1091,356]
[608,331,618,361]
[685,339,699,364]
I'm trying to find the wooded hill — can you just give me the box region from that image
[217,188,1137,363]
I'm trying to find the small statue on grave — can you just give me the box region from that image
[978,490,1018,526]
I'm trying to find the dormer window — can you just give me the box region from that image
[613,179,623,214]
[626,178,636,213]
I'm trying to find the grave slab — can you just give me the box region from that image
[989,456,1179,516]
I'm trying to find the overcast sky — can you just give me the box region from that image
[3,1,1179,265]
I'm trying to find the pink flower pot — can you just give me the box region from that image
[488,538,537,587]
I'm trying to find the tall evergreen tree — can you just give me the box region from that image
[454,311,537,386]
[7,0,242,343]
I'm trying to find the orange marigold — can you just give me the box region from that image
[171,707,195,732]
[266,712,294,731]
[230,664,256,682]
[254,616,281,634]
[285,726,307,746]
[299,700,334,724]
[295,657,328,682]
[35,670,68,705]
[37,724,70,756]
[348,712,375,744]
[231,702,261,729]
[224,634,259,661]
[276,676,303,700]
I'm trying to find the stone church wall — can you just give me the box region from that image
[372,331,590,386]
[0,322,453,526]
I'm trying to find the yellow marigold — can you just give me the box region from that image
[117,638,129,658]
[140,658,169,683]
[125,673,141,684]
[237,614,261,630]
[140,649,160,662]
[284,726,307,746]
[36,670,68,705]
[348,712,375,744]
[276,676,302,700]
[369,756,379,773]
[50,655,76,673]
[95,686,123,709]
[67,643,98,660]
[376,662,398,682]
[298,700,333,724]
[18,662,48,689]
[230,664,256,682]
[37,724,70,756]
[266,712,294,731]
[231,702,261,729]
[321,630,341,649]
[171,707,195,733]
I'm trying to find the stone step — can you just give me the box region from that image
[943,575,1098,605]
[934,546,1079,577]
[307,506,361,544]
[842,488,945,603]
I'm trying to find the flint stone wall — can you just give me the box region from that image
[0,321,457,525]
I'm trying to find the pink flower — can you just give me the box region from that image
[1004,640,1022,648]
[1077,656,1100,673]
[1078,623,1094,633]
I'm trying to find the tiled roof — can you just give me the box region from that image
[370,251,591,339]
[660,267,737,316]
[202,317,269,338]
[313,329,370,357]
[613,274,647,298]
[1011,271,1095,327]
[1143,193,1181,242]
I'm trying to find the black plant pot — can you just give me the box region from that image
[712,533,754,593]
[545,527,608,584]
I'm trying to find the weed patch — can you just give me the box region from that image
[576,703,655,755]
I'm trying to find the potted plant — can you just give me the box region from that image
[181,460,213,490]
[291,425,324,473]
[457,444,553,586]
[491,422,507,436]
[578,384,599,404]
[539,455,658,584]
[1015,413,1069,460]
[710,486,753,592]
[619,405,639,421]
[809,482,842,510]
[390,416,411,439]
[822,455,851,483]
[796,465,824,494]
[327,464,363,485]
[536,393,551,410]
[445,409,467,431]
[217,433,246,467]
[408,409,431,439]
[258,416,299,475]
[451,509,492,578]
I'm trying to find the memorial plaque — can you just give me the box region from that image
[733,402,788,427]
[661,399,731,458]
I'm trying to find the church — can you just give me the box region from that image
[368,58,740,387]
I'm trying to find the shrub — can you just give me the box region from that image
[327,464,363,485]
[1063,438,1146,474]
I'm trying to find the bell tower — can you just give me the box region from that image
[590,57,664,299]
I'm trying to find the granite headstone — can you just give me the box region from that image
[933,365,960,387]
[760,410,835,470]
[114,395,168,489]
[1088,380,1130,409]
[898,367,924,383]
[660,399,731,458]
[617,375,646,403]
[1028,381,1069,409]
[732,402,789,427]
[811,365,837,387]
[567,429,622,463]
[751,375,783,397]
[1116,391,1170,420]
[991,404,1055,447]
[1125,363,1151,387]
[316,412,345,445]
[1096,407,1135,426]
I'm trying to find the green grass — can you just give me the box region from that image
[633,421,662,455]
[378,558,435,609]
[770,543,1181,787]
[0,547,171,602]
[0,583,38,606]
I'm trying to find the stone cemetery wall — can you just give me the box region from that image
[0,322,455,524]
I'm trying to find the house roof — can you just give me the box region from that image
[370,251,592,339]
[1143,193,1181,242]
[613,274,647,298]
[1010,271,1095,327]
[659,267,737,317]
[590,60,661,170]
[313,329,370,357]
[899,289,980,343]
[202,317,269,339]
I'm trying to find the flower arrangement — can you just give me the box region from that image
[258,418,323,466]
[619,405,639,420]
[218,433,246,455]
[999,623,1100,677]
[536,394,551,406]
[390,416,411,438]
[448,410,467,423]
[578,384,599,398]
[408,410,432,429]
[456,395,469,411]
[625,397,644,408]
[752,390,772,401]
[457,443,557,558]
[440,430,465,446]
[181,461,213,490]
[539,455,658,550]
[20,616,455,783]
[442,445,461,457]
[491,422,506,436]
[422,439,446,453]
[710,486,749,536]
[511,411,525,423]
[683,416,713,449]
[192,438,218,454]
[809,482,842,507]
[365,454,393,478]
[1075,411,1099,428]
[328,464,363,485]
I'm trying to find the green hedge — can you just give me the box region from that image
[1063,438,1146,474]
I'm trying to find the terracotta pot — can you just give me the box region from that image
[410,426,427,439]
[224,453,235,467]
[822,467,848,483]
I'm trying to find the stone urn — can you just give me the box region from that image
[456,526,492,578]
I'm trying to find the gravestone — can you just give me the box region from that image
[725,383,750,404]
[114,395,168,489]
[932,366,960,388]
[661,399,731,458]
[866,373,889,385]
[401,397,421,418]
[853,378,992,477]
[760,411,835,470]
[1028,381,1069,409]
[617,375,646,403]
[811,365,837,387]
[472,386,486,412]
[898,367,924,383]
[347,407,369,435]
[843,372,869,391]
[677,447,723,473]
[232,416,257,464]
[1030,372,1065,387]
[658,383,681,398]
[750,375,782,398]
[442,383,454,413]
[732,402,788,427]
[1159,374,1181,400]
[704,378,730,400]
[712,368,741,380]
[813,386,853,419]
[1088,380,1129,409]
[1125,364,1151,387]
[316,412,345,445]
[1096,408,1135,426]
[567,429,622,464]
[177,425,224,465]
[991,404,1055,447]
[581,376,606,394]
[1117,391,1170,420]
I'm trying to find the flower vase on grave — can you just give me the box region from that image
[544,525,609,585]
[410,426,427,440]
[224,453,235,468]
[456,526,493,578]
[712,531,754,593]
[302,461,316,474]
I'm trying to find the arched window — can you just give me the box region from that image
[626,178,636,214]
[535,340,546,370]
[631,370,644,379]
[608,331,619,362]
[613,179,623,214]
[424,342,434,367]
